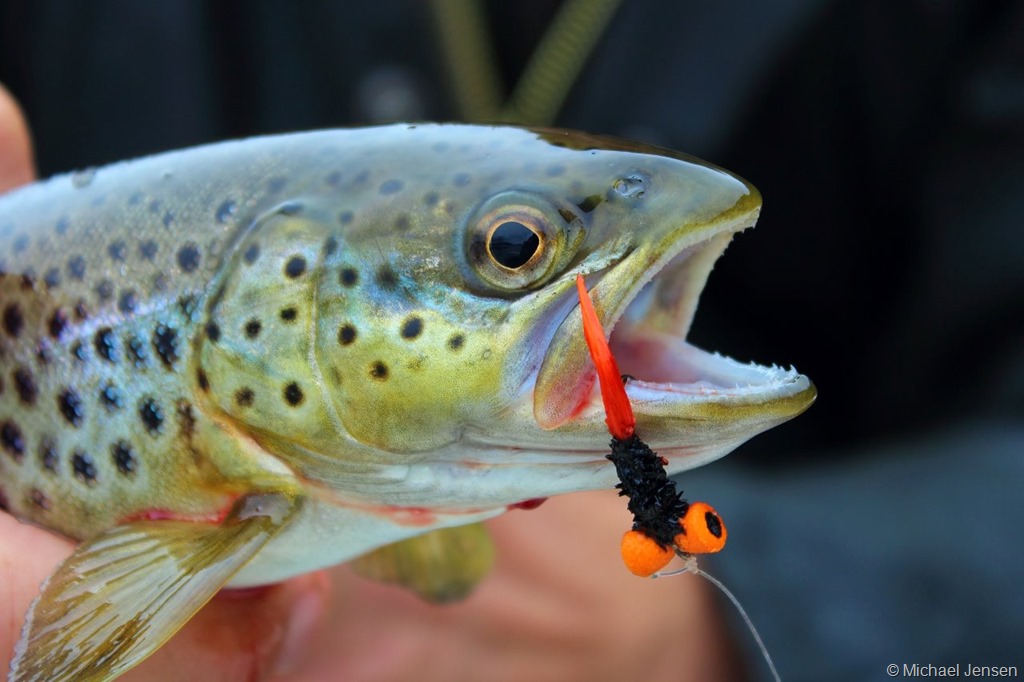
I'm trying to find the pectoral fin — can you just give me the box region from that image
[9,493,298,682]
[350,523,495,603]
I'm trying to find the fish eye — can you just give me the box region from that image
[465,191,584,292]
[487,220,541,270]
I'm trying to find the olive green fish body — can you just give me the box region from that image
[0,125,814,681]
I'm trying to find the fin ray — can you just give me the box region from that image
[9,493,297,682]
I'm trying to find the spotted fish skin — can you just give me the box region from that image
[0,124,816,680]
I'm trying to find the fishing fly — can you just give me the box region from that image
[575,273,781,682]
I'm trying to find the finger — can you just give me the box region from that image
[0,514,75,669]
[0,82,35,191]
[122,571,332,681]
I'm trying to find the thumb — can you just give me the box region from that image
[0,82,34,190]
[122,571,333,682]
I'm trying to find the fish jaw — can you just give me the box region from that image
[525,160,814,461]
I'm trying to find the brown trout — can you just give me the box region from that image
[0,124,814,680]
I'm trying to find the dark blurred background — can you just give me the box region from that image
[1,1,1021,679]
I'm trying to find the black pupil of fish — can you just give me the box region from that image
[489,221,539,269]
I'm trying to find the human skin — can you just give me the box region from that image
[0,83,739,682]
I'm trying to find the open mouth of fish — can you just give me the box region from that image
[533,209,813,433]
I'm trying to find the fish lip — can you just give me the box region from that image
[533,203,814,429]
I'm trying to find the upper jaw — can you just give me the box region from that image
[532,205,814,437]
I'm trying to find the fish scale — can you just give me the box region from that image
[0,124,814,681]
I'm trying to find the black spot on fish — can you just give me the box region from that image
[39,440,58,472]
[244,319,262,339]
[148,199,161,214]
[280,307,298,322]
[325,170,343,186]
[235,387,254,407]
[423,191,440,207]
[338,324,357,346]
[283,382,304,406]
[279,201,303,216]
[178,294,199,321]
[94,327,118,363]
[20,271,36,291]
[339,211,354,225]
[13,234,29,253]
[112,440,136,476]
[48,309,68,339]
[100,383,123,411]
[577,194,604,213]
[58,388,85,427]
[2,304,23,337]
[55,217,70,235]
[13,367,37,405]
[177,243,201,272]
[44,267,61,288]
[453,173,471,186]
[139,239,159,261]
[340,268,359,287]
[30,489,49,510]
[353,170,369,184]
[108,240,127,261]
[205,322,221,343]
[376,266,398,289]
[139,397,164,435]
[163,211,175,229]
[96,279,114,302]
[153,324,178,369]
[127,335,148,368]
[448,334,465,351]
[243,243,260,264]
[401,316,423,340]
[216,200,238,224]
[72,451,98,484]
[267,177,287,193]
[35,342,53,366]
[1,421,25,461]
[118,290,137,315]
[67,255,86,280]
[379,179,404,195]
[74,300,89,321]
[177,400,196,438]
[370,361,389,380]
[284,255,307,279]
[323,236,339,256]
[197,367,210,392]
[71,341,88,363]
[394,215,411,232]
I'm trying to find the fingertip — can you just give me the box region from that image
[0,82,35,190]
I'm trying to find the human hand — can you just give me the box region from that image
[0,84,737,681]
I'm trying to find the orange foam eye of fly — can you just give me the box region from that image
[620,529,675,577]
[674,502,727,555]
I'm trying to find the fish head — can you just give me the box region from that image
[202,125,813,505]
